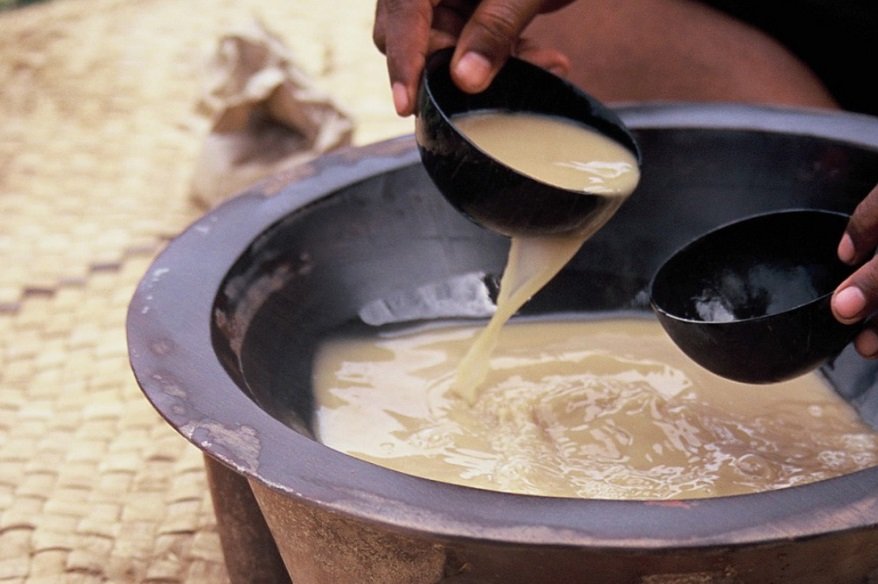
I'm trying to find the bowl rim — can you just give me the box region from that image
[127,103,878,549]
[649,208,853,326]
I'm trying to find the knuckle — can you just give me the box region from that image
[372,24,386,51]
[470,4,527,49]
[852,256,878,311]
[848,186,878,249]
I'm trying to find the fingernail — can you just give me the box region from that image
[392,82,410,116]
[454,51,492,91]
[834,286,867,320]
[857,328,878,358]
[838,232,856,264]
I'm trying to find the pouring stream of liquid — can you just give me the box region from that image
[448,111,640,402]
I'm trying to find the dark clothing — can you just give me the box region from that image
[700,0,877,116]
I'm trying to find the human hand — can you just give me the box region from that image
[832,183,878,358]
[373,0,575,116]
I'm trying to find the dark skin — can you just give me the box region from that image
[835,187,878,358]
[373,0,575,116]
[373,0,878,358]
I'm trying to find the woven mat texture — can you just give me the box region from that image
[0,1,408,581]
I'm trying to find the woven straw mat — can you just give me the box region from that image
[0,0,410,582]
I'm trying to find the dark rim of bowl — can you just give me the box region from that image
[128,104,878,550]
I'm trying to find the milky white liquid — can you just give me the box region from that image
[310,115,878,500]
[314,318,878,499]
[450,112,640,401]
[453,111,640,195]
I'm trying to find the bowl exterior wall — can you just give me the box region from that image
[655,295,859,383]
[248,472,878,584]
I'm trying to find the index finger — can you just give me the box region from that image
[374,0,435,116]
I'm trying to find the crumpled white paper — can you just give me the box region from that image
[191,20,353,207]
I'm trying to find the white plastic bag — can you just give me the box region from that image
[191,20,353,207]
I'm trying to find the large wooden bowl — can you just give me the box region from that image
[128,104,878,583]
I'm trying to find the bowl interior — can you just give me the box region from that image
[213,125,878,433]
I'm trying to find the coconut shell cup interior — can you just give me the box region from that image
[128,104,878,584]
[651,209,862,384]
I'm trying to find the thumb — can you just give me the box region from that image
[451,0,541,93]
[832,254,878,325]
